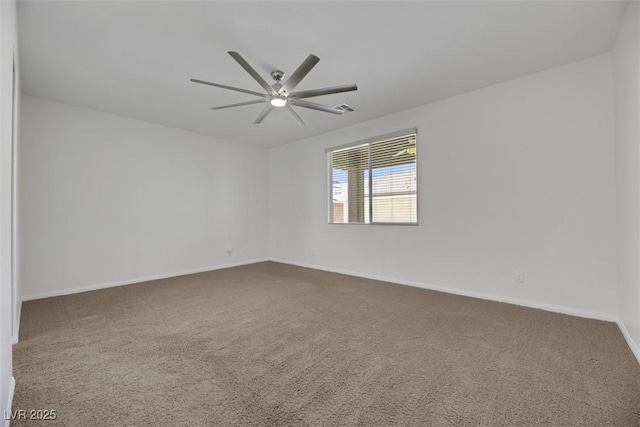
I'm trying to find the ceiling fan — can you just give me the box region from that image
[191,52,357,126]
[393,146,416,157]
[393,136,417,159]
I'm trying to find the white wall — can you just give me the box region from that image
[614,2,640,360]
[10,16,20,347]
[0,0,18,423]
[269,54,617,319]
[19,95,269,299]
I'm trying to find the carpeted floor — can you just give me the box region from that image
[11,261,640,426]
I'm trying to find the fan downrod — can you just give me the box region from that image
[270,70,285,82]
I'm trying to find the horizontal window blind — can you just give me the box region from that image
[328,129,417,224]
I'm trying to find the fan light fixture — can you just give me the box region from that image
[270,97,287,107]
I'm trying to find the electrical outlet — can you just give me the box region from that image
[514,270,524,283]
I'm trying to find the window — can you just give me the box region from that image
[328,128,417,224]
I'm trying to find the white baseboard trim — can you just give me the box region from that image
[616,319,640,364]
[21,258,270,302]
[269,258,617,322]
[3,377,15,427]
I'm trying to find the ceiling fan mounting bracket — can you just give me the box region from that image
[270,70,285,82]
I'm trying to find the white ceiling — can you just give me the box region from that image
[18,1,627,148]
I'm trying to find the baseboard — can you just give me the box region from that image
[616,320,640,364]
[21,258,270,302]
[270,258,617,322]
[3,377,15,427]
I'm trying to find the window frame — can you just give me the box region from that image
[326,128,418,226]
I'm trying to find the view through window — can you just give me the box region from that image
[328,129,417,224]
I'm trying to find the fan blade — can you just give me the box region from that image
[289,99,343,115]
[284,105,305,126]
[228,51,275,95]
[210,99,266,110]
[278,54,320,96]
[254,104,274,124]
[290,84,358,99]
[191,79,266,98]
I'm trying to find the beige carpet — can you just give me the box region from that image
[11,262,640,426]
